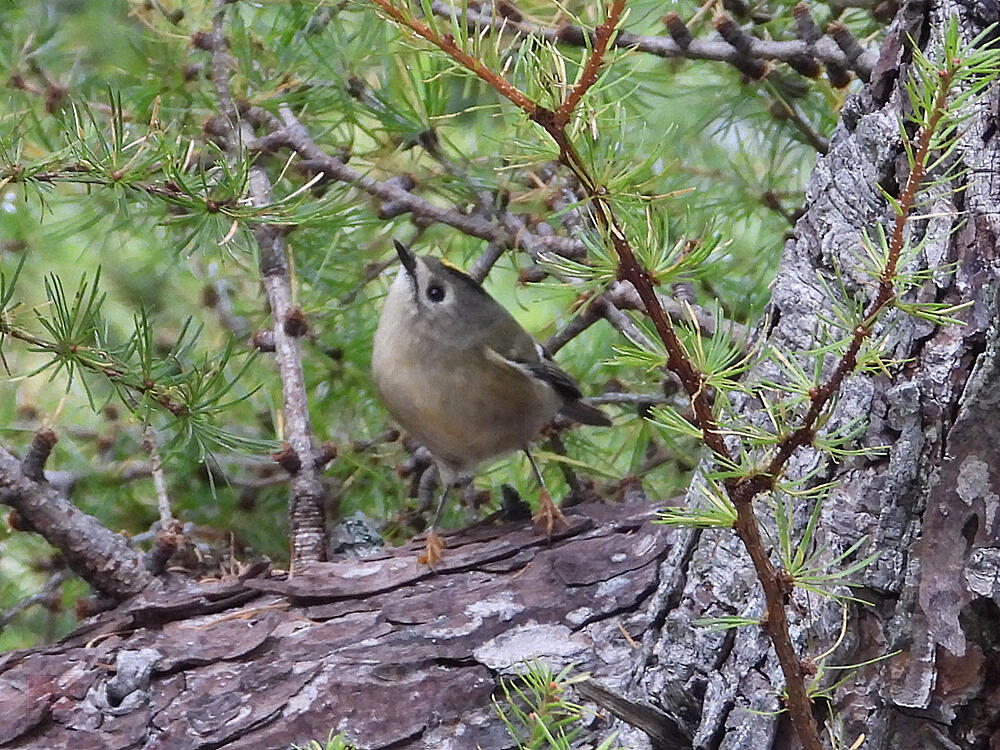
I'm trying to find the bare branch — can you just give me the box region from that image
[252,106,594,265]
[0,569,68,632]
[430,1,877,81]
[252,116,510,245]
[142,427,173,528]
[0,442,153,599]
[544,295,606,354]
[468,243,506,283]
[771,97,831,154]
[208,3,328,565]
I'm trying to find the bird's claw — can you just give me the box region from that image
[418,528,446,568]
[532,489,568,537]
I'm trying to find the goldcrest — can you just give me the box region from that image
[372,241,609,563]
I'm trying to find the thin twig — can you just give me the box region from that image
[587,392,671,408]
[209,2,328,565]
[554,6,620,126]
[0,569,68,632]
[469,243,506,283]
[543,295,606,354]
[772,97,831,154]
[142,427,173,527]
[430,1,877,81]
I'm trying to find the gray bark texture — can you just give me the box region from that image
[623,2,1000,749]
[2,1,1000,749]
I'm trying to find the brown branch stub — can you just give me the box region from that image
[0,443,154,599]
[828,21,867,65]
[825,61,852,88]
[252,329,275,351]
[713,13,754,55]
[6,508,25,531]
[662,12,693,48]
[283,307,308,338]
[191,29,215,51]
[787,53,821,79]
[314,441,338,469]
[791,3,821,44]
[273,442,302,475]
[21,428,58,482]
[145,520,184,575]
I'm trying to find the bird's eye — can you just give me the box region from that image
[426,283,445,303]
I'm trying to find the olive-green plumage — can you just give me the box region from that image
[371,242,609,485]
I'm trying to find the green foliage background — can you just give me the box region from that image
[0,0,881,648]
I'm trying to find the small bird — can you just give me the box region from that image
[371,241,611,566]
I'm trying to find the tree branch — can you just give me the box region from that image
[0,437,153,599]
[431,1,878,81]
[0,569,67,633]
[141,427,173,528]
[208,2,328,565]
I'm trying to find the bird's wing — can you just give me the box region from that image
[484,345,582,401]
[523,358,585,401]
[487,349,611,426]
[483,313,543,363]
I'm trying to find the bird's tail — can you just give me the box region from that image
[559,400,612,427]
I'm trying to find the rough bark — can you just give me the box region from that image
[0,501,678,749]
[3,2,1000,750]
[622,2,1000,749]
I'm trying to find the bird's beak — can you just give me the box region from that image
[394,240,417,281]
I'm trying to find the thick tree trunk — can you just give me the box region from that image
[622,2,1000,749]
[0,501,676,749]
[2,2,998,750]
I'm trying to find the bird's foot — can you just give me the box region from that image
[533,489,568,537]
[418,528,446,568]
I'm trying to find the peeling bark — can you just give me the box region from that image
[4,3,1000,750]
[0,502,675,749]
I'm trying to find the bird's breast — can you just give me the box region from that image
[372,327,559,472]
